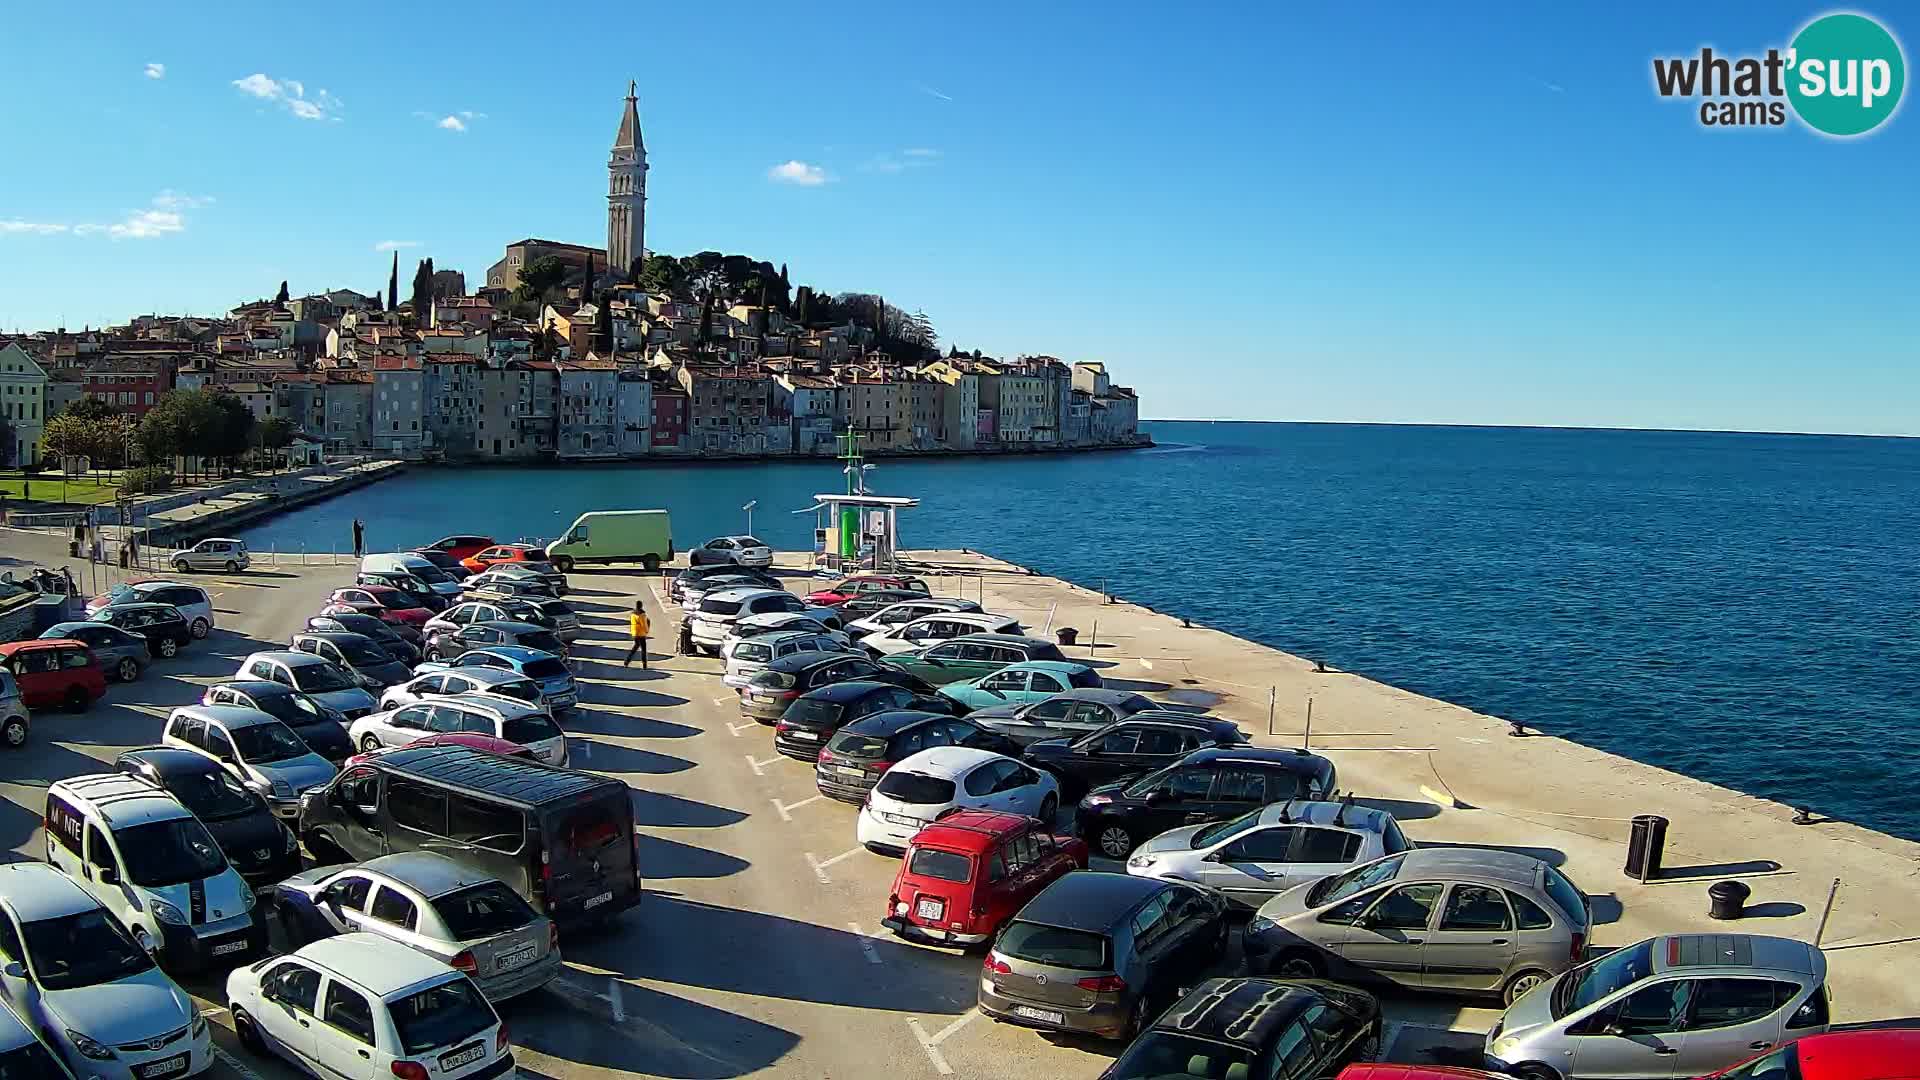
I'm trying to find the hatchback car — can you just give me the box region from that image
[88,602,193,658]
[422,535,496,562]
[322,586,434,628]
[467,560,567,594]
[459,542,544,573]
[937,660,1103,711]
[416,646,576,712]
[425,598,556,640]
[688,534,774,568]
[978,871,1231,1040]
[967,688,1158,746]
[0,640,105,711]
[424,620,567,663]
[1245,848,1592,1006]
[169,537,250,574]
[671,564,781,603]
[291,632,413,690]
[1127,799,1414,907]
[817,711,1019,802]
[1101,978,1383,1080]
[1026,715,1250,800]
[863,612,1026,656]
[408,548,473,579]
[723,611,848,650]
[857,747,1061,854]
[775,681,933,761]
[723,630,851,688]
[40,621,149,683]
[1697,1029,1920,1080]
[1077,747,1338,859]
[201,680,355,764]
[459,576,558,604]
[379,668,547,714]
[844,596,984,640]
[882,809,1086,948]
[880,633,1073,687]
[835,588,933,617]
[350,694,569,766]
[266,853,561,1002]
[1485,933,1831,1080]
[0,994,76,1080]
[237,651,381,720]
[739,652,935,723]
[88,581,215,639]
[306,614,422,664]
[689,587,817,655]
[163,705,340,819]
[806,574,931,606]
[115,748,301,886]
[356,571,450,614]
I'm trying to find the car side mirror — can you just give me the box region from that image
[1602,1021,1627,1037]
[1201,851,1223,863]
[1145,790,1171,805]
[96,867,120,886]
[2,961,24,980]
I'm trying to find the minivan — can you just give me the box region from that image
[298,744,641,927]
[543,508,673,572]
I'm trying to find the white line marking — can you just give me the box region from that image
[772,794,825,821]
[906,1019,953,1076]
[848,922,883,964]
[607,977,626,1023]
[806,847,863,883]
[1138,659,1153,669]
[213,1047,268,1080]
[746,754,782,776]
[711,696,733,706]
[727,721,757,737]
[1418,784,1460,809]
[1380,1020,1402,1060]
[926,1009,977,1045]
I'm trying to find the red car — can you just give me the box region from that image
[1336,1068,1501,1080]
[1701,1029,1920,1079]
[346,731,534,766]
[321,585,434,626]
[460,543,543,575]
[423,534,496,562]
[806,574,932,607]
[882,809,1086,949]
[0,640,106,711]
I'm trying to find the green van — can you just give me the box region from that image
[544,509,674,571]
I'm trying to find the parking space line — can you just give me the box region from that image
[1380,1020,1403,1060]
[846,921,883,965]
[214,1047,268,1080]
[727,720,758,737]
[806,848,862,883]
[710,696,734,706]
[773,794,826,822]
[745,754,783,776]
[607,977,626,1023]
[905,1019,953,1075]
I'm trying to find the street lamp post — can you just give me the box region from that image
[742,499,757,536]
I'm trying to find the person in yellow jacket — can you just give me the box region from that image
[625,601,651,668]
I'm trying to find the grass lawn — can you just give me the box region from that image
[0,471,123,506]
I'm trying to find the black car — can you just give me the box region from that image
[357,570,449,612]
[1097,979,1381,1080]
[409,548,473,580]
[1026,716,1250,800]
[115,747,300,886]
[837,589,927,616]
[426,619,569,663]
[88,601,193,658]
[774,681,951,761]
[307,612,421,664]
[670,563,780,602]
[815,710,1019,802]
[739,652,937,723]
[201,679,356,764]
[289,631,413,688]
[1074,747,1338,861]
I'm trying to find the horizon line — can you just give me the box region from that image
[1141,418,1920,441]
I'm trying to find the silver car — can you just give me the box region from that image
[1485,934,1830,1080]
[1126,800,1414,907]
[689,534,774,568]
[266,853,560,1002]
[41,621,149,683]
[1243,847,1592,1006]
[349,693,569,765]
[380,668,547,713]
[169,537,250,574]
[0,671,28,749]
[722,630,853,688]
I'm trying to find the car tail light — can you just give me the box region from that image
[495,1025,509,1054]
[1076,974,1126,993]
[450,950,477,974]
[865,760,893,772]
[1570,931,1586,964]
[776,721,790,734]
[983,954,1011,975]
[818,750,836,764]
[391,1063,429,1080]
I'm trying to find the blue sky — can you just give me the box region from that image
[1,2,1914,433]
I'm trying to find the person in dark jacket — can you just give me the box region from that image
[351,518,365,557]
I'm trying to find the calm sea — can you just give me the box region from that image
[241,422,1920,839]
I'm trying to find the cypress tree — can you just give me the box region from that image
[388,252,399,312]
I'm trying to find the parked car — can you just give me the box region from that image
[938,660,1103,711]
[201,681,355,764]
[0,993,78,1080]
[421,534,496,562]
[1696,1029,1920,1080]
[688,534,773,568]
[967,688,1158,746]
[306,613,422,664]
[1025,715,1250,800]
[88,602,193,659]
[856,746,1060,854]
[321,585,434,628]
[350,694,569,766]
[0,862,214,1080]
[224,933,511,1080]
[723,630,852,688]
[265,852,561,1001]
[844,596,984,640]
[0,639,105,711]
[115,748,301,886]
[466,560,567,595]
[836,588,935,617]
[670,563,779,603]
[1244,848,1591,1007]
[775,681,940,762]
[978,872,1230,1040]
[544,509,673,572]
[44,773,268,972]
[863,612,1026,656]
[235,651,381,720]
[689,587,819,655]
[1126,799,1414,907]
[346,732,535,767]
[1485,933,1831,1079]
[169,537,250,574]
[0,671,28,748]
[425,620,568,663]
[162,705,339,820]
[806,574,931,607]
[1102,979,1383,1080]
[816,711,1019,803]
[513,597,580,642]
[409,548,473,580]
[460,576,559,604]
[300,745,641,926]
[881,809,1086,949]
[425,598,560,644]
[356,570,450,613]
[415,646,576,712]
[1337,1070,1502,1080]
[879,633,1073,687]
[1077,747,1339,860]
[359,553,463,600]
[679,573,773,614]
[87,581,215,639]
[722,611,849,652]
[379,668,547,714]
[40,620,149,682]
[290,631,413,689]
[736,652,934,723]
[459,543,545,576]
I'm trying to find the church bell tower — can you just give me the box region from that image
[608,80,647,279]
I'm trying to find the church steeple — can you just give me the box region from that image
[607,80,648,279]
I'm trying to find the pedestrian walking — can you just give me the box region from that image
[624,601,651,668]
[351,518,365,557]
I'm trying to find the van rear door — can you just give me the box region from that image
[539,789,641,924]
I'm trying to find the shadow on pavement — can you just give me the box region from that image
[1353,797,1444,823]
[1414,840,1565,864]
[639,834,750,880]
[571,740,695,776]
[511,984,799,1080]
[563,709,702,740]
[631,789,749,829]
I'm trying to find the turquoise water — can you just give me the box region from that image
[241,421,1920,839]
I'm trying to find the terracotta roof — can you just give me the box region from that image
[373,355,422,371]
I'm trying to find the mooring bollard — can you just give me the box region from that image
[1708,880,1750,920]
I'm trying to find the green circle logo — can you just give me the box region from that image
[1787,13,1906,136]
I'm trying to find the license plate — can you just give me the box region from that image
[139,1055,189,1079]
[915,897,945,920]
[1011,1006,1064,1026]
[837,765,866,778]
[495,943,539,972]
[788,730,817,741]
[439,1044,486,1071]
[884,812,925,828]
[583,890,614,910]
[211,939,250,956]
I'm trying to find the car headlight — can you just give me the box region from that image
[1126,853,1158,870]
[271,779,294,799]
[240,887,257,911]
[65,1031,115,1061]
[1490,1035,1521,1060]
[1083,794,1113,807]
[151,900,188,926]
[191,1013,209,1039]
[1247,914,1277,936]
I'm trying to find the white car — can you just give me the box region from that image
[170,537,250,574]
[855,747,1059,855]
[1123,799,1413,907]
[721,611,848,651]
[0,863,212,1080]
[88,581,216,640]
[378,669,547,713]
[226,932,511,1080]
[349,694,569,766]
[689,535,774,568]
[688,587,814,655]
[162,705,338,819]
[862,612,1025,656]
[722,630,853,688]
[843,597,983,640]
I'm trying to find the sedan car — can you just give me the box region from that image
[806,574,931,607]
[1101,979,1382,1079]
[966,688,1157,746]
[425,597,559,639]
[879,634,1073,687]
[831,588,931,618]
[937,660,1102,711]
[421,534,496,562]
[378,668,547,713]
[816,710,1019,802]
[415,646,576,712]
[289,632,412,690]
[345,732,535,767]
[1076,747,1339,860]
[265,853,561,1002]
[350,694,569,766]
[863,612,1026,657]
[737,651,936,723]
[722,611,849,651]
[459,542,545,574]
[855,747,1060,855]
[1126,799,1413,907]
[40,621,149,683]
[466,560,566,595]
[87,602,192,659]
[115,748,301,887]
[305,613,422,664]
[670,563,780,603]
[460,576,559,603]
[1025,715,1250,800]
[321,585,433,628]
[201,681,354,764]
[688,534,774,568]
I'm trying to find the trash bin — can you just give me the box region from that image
[1624,814,1669,881]
[1708,880,1751,920]
[1056,628,1079,647]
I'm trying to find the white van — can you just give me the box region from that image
[359,554,462,599]
[43,774,268,974]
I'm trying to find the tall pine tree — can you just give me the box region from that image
[387,252,399,312]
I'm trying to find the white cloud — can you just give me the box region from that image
[232,73,342,121]
[144,63,165,80]
[5,192,210,242]
[232,73,280,99]
[863,148,941,174]
[437,115,466,132]
[374,240,422,251]
[768,160,830,186]
[458,110,486,121]
[151,190,213,211]
[903,147,940,158]
[0,220,69,235]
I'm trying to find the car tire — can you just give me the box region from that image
[1352,1021,1382,1062]
[1503,968,1553,1006]
[64,686,88,712]
[360,734,383,752]
[1120,996,1149,1042]
[1270,948,1325,980]
[190,617,210,639]
[1511,1066,1562,1080]
[116,658,140,682]
[173,559,191,573]
[225,560,239,573]
[1094,824,1135,860]
[232,1008,266,1055]
[641,554,660,572]
[1,717,27,748]
[158,637,179,658]
[553,555,574,573]
[1037,793,1058,824]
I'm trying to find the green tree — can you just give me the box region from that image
[65,397,116,423]
[0,415,14,467]
[40,414,93,465]
[640,254,687,298]
[516,256,570,305]
[388,251,400,311]
[409,257,436,319]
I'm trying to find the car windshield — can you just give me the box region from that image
[0,1038,69,1080]
[826,731,888,757]
[785,699,845,727]
[489,680,541,705]
[906,847,972,883]
[255,691,329,727]
[733,642,772,662]
[231,722,312,763]
[1191,806,1265,849]
[875,771,956,805]
[169,769,263,820]
[518,632,565,655]
[995,921,1109,969]
[1307,854,1405,906]
[502,713,561,744]
[387,977,497,1055]
[115,817,228,887]
[1103,1032,1254,1080]
[21,908,156,991]
[1122,764,1178,798]
[409,565,454,584]
[1554,939,1654,1019]
[336,639,392,665]
[522,658,568,680]
[700,598,744,616]
[431,882,537,940]
[294,663,356,693]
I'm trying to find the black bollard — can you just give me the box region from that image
[1708,880,1751,920]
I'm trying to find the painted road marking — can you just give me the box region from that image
[607,977,627,1024]
[806,848,862,884]
[710,696,734,706]
[906,1010,978,1076]
[773,794,826,822]
[727,720,757,737]
[745,754,783,776]
[213,1047,268,1080]
[1418,784,1460,809]
[1381,1020,1403,1059]
[1138,659,1153,669]
[847,922,883,965]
